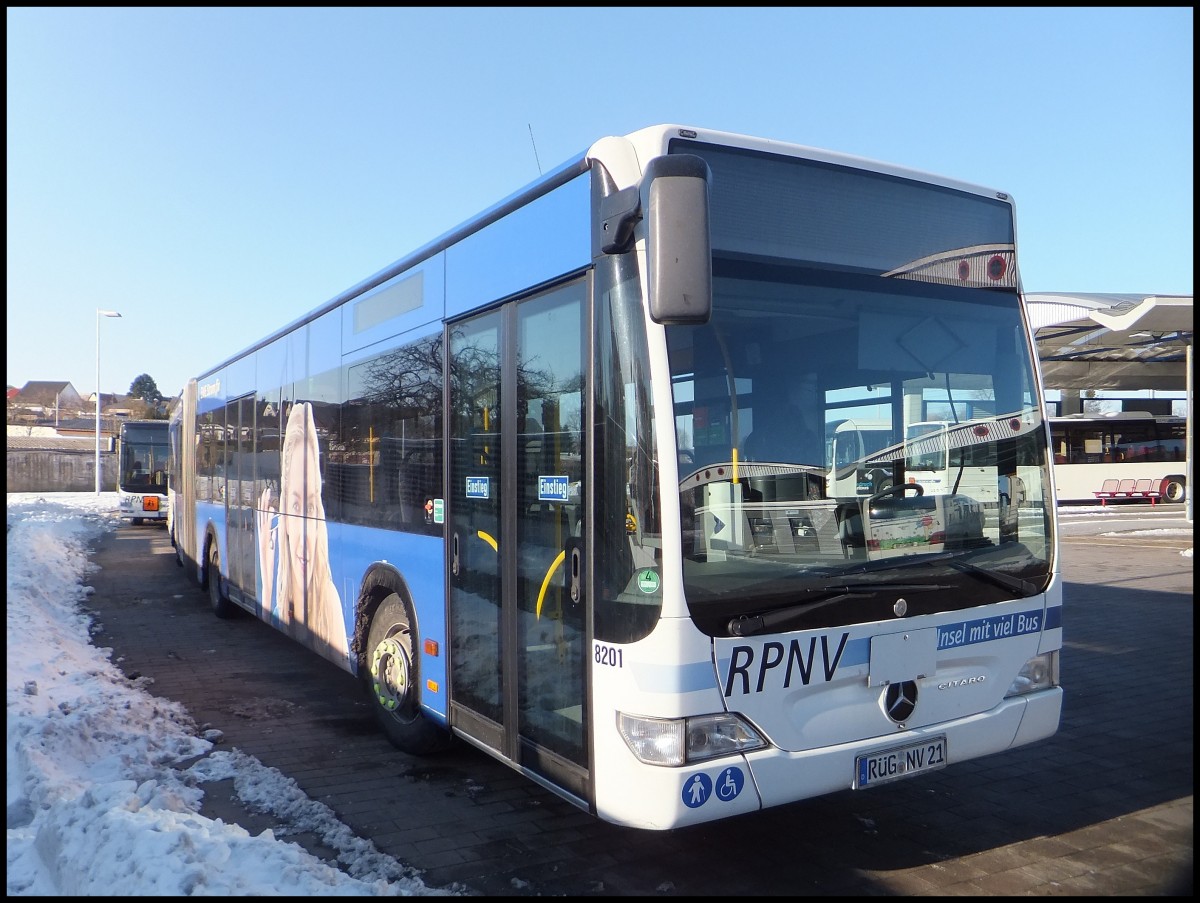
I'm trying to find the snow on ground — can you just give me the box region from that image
[6,492,460,896]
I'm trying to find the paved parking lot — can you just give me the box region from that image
[86,511,1192,896]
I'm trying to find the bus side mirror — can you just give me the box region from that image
[643,154,712,325]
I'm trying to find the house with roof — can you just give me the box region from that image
[16,380,80,403]
[10,380,87,418]
[6,380,132,490]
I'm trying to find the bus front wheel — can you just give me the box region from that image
[365,593,451,756]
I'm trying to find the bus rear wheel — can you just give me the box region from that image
[365,593,451,755]
[1162,477,1186,503]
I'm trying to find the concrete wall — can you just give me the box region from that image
[6,450,119,493]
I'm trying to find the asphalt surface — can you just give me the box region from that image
[84,503,1193,896]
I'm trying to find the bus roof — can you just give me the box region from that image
[193,124,1017,386]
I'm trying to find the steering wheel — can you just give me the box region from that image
[867,482,924,504]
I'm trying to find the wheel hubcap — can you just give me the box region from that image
[370,637,410,711]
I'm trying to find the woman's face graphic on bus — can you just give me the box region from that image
[282,406,319,583]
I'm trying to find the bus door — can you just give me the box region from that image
[228,394,258,598]
[448,278,589,801]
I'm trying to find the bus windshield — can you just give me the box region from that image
[669,265,1052,637]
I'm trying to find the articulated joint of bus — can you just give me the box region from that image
[616,710,767,767]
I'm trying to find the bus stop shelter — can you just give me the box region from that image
[1026,293,1193,518]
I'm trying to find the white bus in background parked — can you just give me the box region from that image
[827,414,1036,550]
[903,416,1038,544]
[828,418,896,498]
[1048,412,1186,503]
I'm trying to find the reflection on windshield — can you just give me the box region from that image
[667,264,1053,637]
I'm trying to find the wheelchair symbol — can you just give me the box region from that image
[715,766,744,802]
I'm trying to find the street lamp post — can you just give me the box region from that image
[95,309,122,494]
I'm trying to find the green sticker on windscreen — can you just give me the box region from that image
[637,569,660,594]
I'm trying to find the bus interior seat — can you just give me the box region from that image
[836,504,867,559]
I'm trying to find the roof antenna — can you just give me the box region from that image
[528,123,542,176]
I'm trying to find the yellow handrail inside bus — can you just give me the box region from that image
[536,550,566,619]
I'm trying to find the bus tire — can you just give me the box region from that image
[365,593,451,756]
[1161,476,1185,503]
[206,544,236,619]
[132,517,143,526]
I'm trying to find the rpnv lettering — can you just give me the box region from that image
[723,632,849,696]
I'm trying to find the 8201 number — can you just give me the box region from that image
[594,642,624,668]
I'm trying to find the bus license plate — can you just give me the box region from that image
[855,735,947,789]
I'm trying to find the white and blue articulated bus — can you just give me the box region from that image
[168,125,1062,830]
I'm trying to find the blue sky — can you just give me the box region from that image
[6,7,1193,401]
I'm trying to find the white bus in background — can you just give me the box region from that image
[827,415,1037,548]
[828,418,896,498]
[903,415,1040,542]
[1048,412,1187,503]
[905,420,997,500]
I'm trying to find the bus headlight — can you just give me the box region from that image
[617,711,767,766]
[1005,650,1059,697]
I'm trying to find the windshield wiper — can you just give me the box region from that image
[727,582,950,637]
[945,559,1039,597]
[858,551,1041,598]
